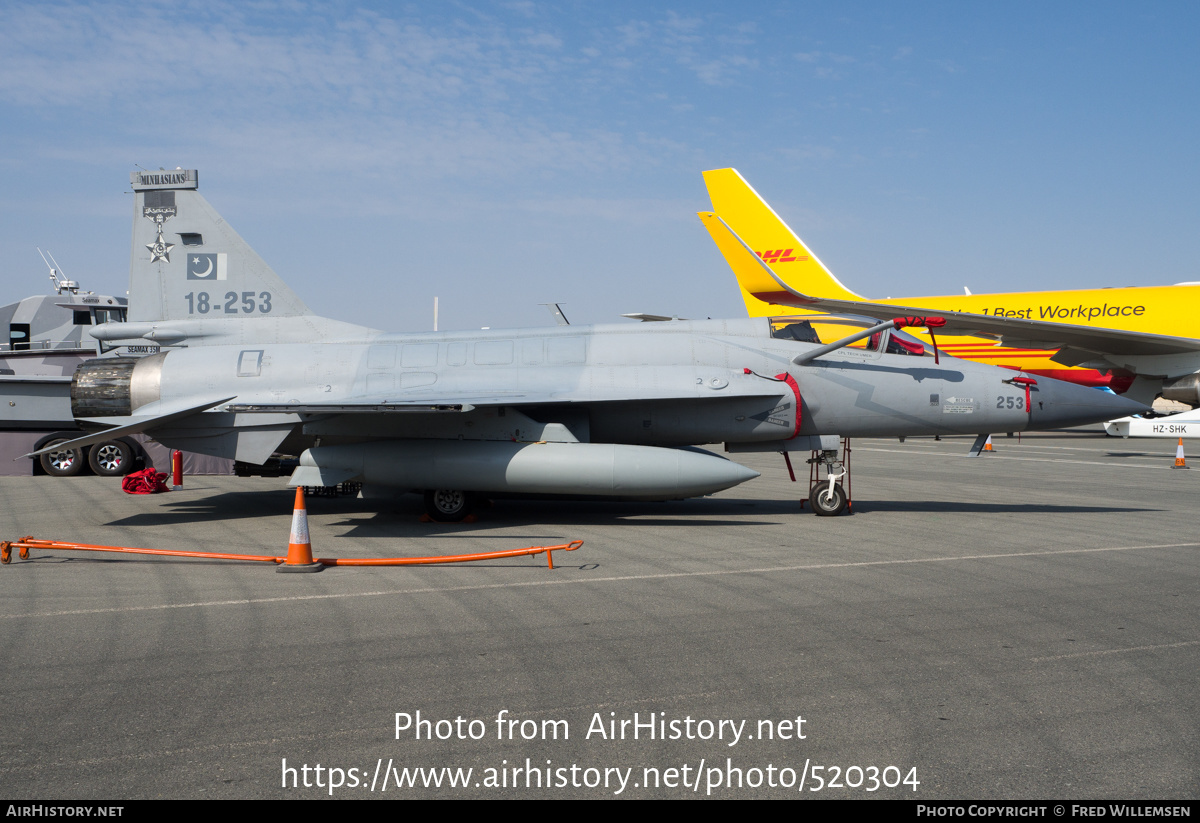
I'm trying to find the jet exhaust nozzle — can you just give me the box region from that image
[1161,374,1200,408]
[71,353,166,418]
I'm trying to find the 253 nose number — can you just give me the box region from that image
[996,395,1024,409]
[185,291,272,314]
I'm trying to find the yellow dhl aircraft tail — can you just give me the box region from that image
[700,167,1200,393]
[702,168,864,311]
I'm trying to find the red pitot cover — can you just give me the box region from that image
[121,468,170,494]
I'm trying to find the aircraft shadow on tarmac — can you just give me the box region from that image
[106,489,318,527]
[104,490,790,535]
[105,492,1157,535]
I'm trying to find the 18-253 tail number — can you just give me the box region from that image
[185,291,272,314]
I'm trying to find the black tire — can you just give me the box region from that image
[88,439,134,476]
[40,439,84,477]
[808,482,848,516]
[423,489,475,522]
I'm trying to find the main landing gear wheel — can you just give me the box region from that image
[423,489,476,522]
[40,440,83,477]
[88,440,133,477]
[809,482,848,516]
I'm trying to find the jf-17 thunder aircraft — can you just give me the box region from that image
[28,169,1144,518]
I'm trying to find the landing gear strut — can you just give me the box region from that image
[786,438,853,516]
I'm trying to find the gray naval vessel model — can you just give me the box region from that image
[36,169,1146,517]
[0,256,141,476]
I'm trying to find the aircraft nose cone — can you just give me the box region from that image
[1032,378,1151,428]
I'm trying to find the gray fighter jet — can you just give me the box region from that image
[30,170,1146,517]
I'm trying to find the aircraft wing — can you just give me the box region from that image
[699,211,1200,359]
[226,379,792,415]
[226,401,481,414]
[763,294,1200,358]
[22,395,236,459]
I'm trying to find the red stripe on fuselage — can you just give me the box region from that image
[776,372,802,438]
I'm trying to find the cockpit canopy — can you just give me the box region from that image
[770,317,931,357]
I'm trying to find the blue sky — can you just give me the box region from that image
[1,1,1198,331]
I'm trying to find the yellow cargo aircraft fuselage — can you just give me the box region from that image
[705,167,1200,393]
[735,280,1200,392]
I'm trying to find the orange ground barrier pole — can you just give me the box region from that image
[1,537,583,569]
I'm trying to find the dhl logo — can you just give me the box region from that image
[756,248,809,264]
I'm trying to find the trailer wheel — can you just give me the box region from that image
[423,489,476,522]
[40,440,84,477]
[88,440,134,477]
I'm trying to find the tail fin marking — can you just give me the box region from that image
[129,170,312,323]
[702,168,864,313]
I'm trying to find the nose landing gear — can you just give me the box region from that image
[807,451,848,516]
[784,438,852,516]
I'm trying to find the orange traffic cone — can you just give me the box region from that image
[982,435,995,454]
[1172,438,1189,470]
[277,487,324,572]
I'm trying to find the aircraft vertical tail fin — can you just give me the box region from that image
[702,168,864,315]
[129,170,312,323]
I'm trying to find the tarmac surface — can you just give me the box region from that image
[1,428,1197,800]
